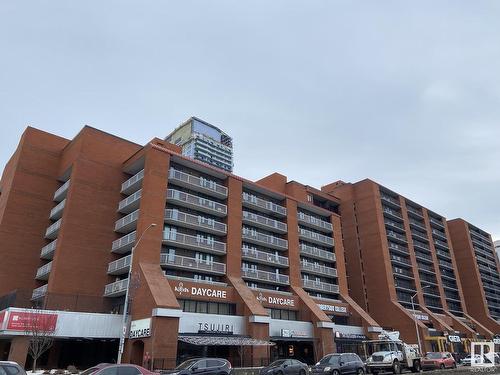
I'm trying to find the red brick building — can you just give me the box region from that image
[0,126,380,369]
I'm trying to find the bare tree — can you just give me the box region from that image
[22,308,56,372]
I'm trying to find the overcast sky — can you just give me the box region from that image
[1,1,499,239]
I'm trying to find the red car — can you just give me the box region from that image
[81,363,157,375]
[421,352,456,370]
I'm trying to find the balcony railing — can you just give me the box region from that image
[431,229,447,240]
[112,231,136,254]
[391,255,412,266]
[469,229,491,243]
[241,268,289,285]
[393,267,414,278]
[242,247,289,267]
[442,281,458,290]
[298,228,334,247]
[409,219,426,231]
[419,263,435,273]
[107,255,131,275]
[387,230,407,243]
[165,209,227,235]
[436,250,451,260]
[54,180,70,202]
[104,279,128,297]
[411,230,428,242]
[413,241,430,252]
[45,219,62,239]
[243,211,287,233]
[242,228,288,250]
[297,212,332,233]
[121,169,144,195]
[381,193,401,207]
[49,199,66,220]
[36,261,52,281]
[167,189,227,217]
[118,189,142,213]
[163,231,226,255]
[302,279,339,294]
[439,260,454,270]
[168,169,228,198]
[166,274,227,287]
[31,284,48,300]
[300,262,337,277]
[388,242,409,255]
[114,209,140,233]
[383,207,403,221]
[40,239,57,260]
[242,192,286,217]
[434,239,449,250]
[415,251,433,262]
[300,243,336,262]
[385,219,405,232]
[160,254,226,275]
[406,206,423,217]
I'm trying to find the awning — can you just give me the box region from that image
[178,335,275,346]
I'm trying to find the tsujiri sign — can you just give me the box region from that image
[6,311,58,332]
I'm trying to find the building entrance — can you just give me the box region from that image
[270,340,315,365]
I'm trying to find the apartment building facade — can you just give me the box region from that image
[0,126,380,369]
[447,219,500,331]
[324,179,499,354]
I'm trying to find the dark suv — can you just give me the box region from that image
[0,362,27,375]
[162,358,231,375]
[311,353,365,375]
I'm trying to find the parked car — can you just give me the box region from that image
[161,358,231,375]
[0,361,27,375]
[461,354,482,366]
[259,359,309,375]
[80,363,156,375]
[421,352,456,370]
[311,353,365,375]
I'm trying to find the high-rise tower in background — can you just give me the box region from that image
[165,117,233,172]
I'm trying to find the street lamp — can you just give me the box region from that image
[117,222,157,364]
[411,285,430,355]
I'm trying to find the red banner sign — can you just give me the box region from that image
[6,311,58,332]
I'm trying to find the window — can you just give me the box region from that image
[118,367,141,375]
[195,360,207,369]
[0,367,7,375]
[207,360,224,368]
[98,367,118,375]
[2,367,21,375]
[178,299,235,315]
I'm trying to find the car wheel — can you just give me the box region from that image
[357,368,365,375]
[392,361,401,374]
[452,362,457,369]
[411,360,421,373]
[332,370,340,375]
[439,364,445,370]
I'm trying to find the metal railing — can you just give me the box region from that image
[434,239,449,249]
[32,284,48,300]
[409,219,426,231]
[40,239,57,260]
[121,169,144,194]
[381,194,400,207]
[45,218,62,239]
[36,261,53,280]
[160,254,226,274]
[387,230,407,243]
[391,255,412,266]
[112,231,136,253]
[300,243,336,261]
[429,217,444,227]
[414,251,433,262]
[241,268,289,284]
[118,189,142,212]
[388,242,409,254]
[165,209,227,234]
[406,206,423,217]
[114,209,140,232]
[243,211,287,232]
[242,192,287,216]
[165,274,227,287]
[383,207,403,220]
[302,279,339,294]
[300,262,337,277]
[297,212,332,232]
[167,189,227,216]
[385,219,405,231]
[168,169,228,198]
[298,228,334,247]
[431,229,447,240]
[104,279,128,297]
[54,179,70,201]
[163,231,226,255]
[242,247,289,267]
[411,230,428,242]
[242,228,288,250]
[50,199,66,220]
[108,255,132,274]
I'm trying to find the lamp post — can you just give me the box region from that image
[117,222,157,364]
[411,285,430,355]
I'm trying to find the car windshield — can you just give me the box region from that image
[426,353,441,359]
[269,360,286,367]
[176,359,199,370]
[319,355,339,365]
[367,342,394,354]
[80,368,99,375]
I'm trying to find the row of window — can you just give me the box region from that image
[178,299,236,315]
[267,308,298,321]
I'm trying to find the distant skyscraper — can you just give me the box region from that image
[165,117,233,172]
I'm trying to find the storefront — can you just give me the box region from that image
[333,329,367,359]
[269,319,315,364]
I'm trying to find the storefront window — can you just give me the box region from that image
[178,299,236,315]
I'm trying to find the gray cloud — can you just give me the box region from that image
[1,0,499,238]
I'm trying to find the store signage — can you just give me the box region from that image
[174,282,227,299]
[335,332,367,340]
[318,304,348,313]
[413,313,429,321]
[6,311,57,332]
[129,318,151,339]
[447,335,461,343]
[198,322,234,335]
[256,292,295,307]
[281,328,309,338]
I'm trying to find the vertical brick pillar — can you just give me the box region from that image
[285,199,301,286]
[8,337,29,368]
[331,214,348,295]
[226,176,243,277]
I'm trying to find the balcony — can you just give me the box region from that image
[104,279,128,297]
[166,274,227,287]
[31,284,48,300]
[419,263,435,274]
[300,243,336,262]
[112,231,136,254]
[393,268,414,279]
[383,207,404,222]
[429,217,444,228]
[242,268,289,285]
[385,219,405,233]
[40,239,57,260]
[121,169,144,195]
[45,219,62,239]
[395,284,417,294]
[469,229,491,243]
[413,241,430,252]
[440,272,456,281]
[160,254,226,275]
[423,287,441,298]
[163,231,226,255]
[409,219,426,232]
[243,211,287,233]
[434,239,449,250]
[297,212,332,233]
[242,247,289,267]
[168,169,228,199]
[390,255,412,267]
[442,281,458,290]
[35,261,52,281]
[108,255,131,275]
[436,250,451,260]
[474,246,495,261]
[381,193,401,208]
[431,229,447,241]
[298,228,334,247]
[406,206,423,218]
[167,189,227,217]
[415,251,433,263]
[165,209,227,235]
[242,192,286,217]
[118,190,142,214]
[302,279,339,294]
[49,199,66,220]
[53,180,70,202]
[301,262,337,278]
[242,228,288,250]
[387,230,407,244]
[411,230,429,242]
[439,260,454,270]
[388,242,409,255]
[114,209,139,233]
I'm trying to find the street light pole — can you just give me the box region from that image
[117,222,157,364]
[411,285,430,355]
